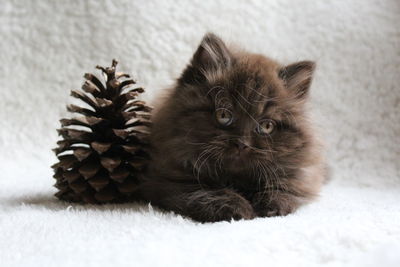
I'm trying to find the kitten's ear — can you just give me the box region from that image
[179,33,233,84]
[192,33,232,69]
[279,61,316,99]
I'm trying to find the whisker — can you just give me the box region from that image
[206,85,224,97]
[235,90,257,107]
[240,83,269,100]
[193,145,221,186]
[231,95,260,126]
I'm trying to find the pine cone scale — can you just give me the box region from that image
[91,141,112,154]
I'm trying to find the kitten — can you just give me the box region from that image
[139,33,325,223]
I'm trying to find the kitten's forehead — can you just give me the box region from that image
[225,54,288,115]
[203,53,291,120]
[237,54,281,74]
[234,54,282,92]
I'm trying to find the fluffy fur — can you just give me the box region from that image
[139,33,326,222]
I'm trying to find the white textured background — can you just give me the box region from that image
[0,1,399,266]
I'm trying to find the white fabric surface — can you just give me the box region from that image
[0,1,399,266]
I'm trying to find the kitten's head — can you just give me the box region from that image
[153,33,317,182]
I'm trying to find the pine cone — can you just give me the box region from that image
[52,60,152,204]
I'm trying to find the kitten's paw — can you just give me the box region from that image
[184,189,255,223]
[199,191,255,222]
[262,201,294,217]
[252,193,298,217]
[217,199,255,221]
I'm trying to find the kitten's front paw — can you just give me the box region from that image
[216,199,255,221]
[202,190,255,222]
[252,193,298,217]
[262,201,294,217]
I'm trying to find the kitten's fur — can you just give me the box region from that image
[139,33,325,222]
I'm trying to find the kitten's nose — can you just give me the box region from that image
[236,140,250,151]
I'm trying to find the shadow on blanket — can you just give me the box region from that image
[5,194,149,212]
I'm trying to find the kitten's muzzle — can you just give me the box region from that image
[234,140,251,157]
[236,141,249,151]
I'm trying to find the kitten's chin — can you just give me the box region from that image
[223,153,253,173]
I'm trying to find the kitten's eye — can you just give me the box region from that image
[215,108,233,126]
[256,119,276,135]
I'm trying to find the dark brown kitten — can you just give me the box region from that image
[139,33,325,223]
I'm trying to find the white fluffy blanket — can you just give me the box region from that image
[1,1,399,266]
